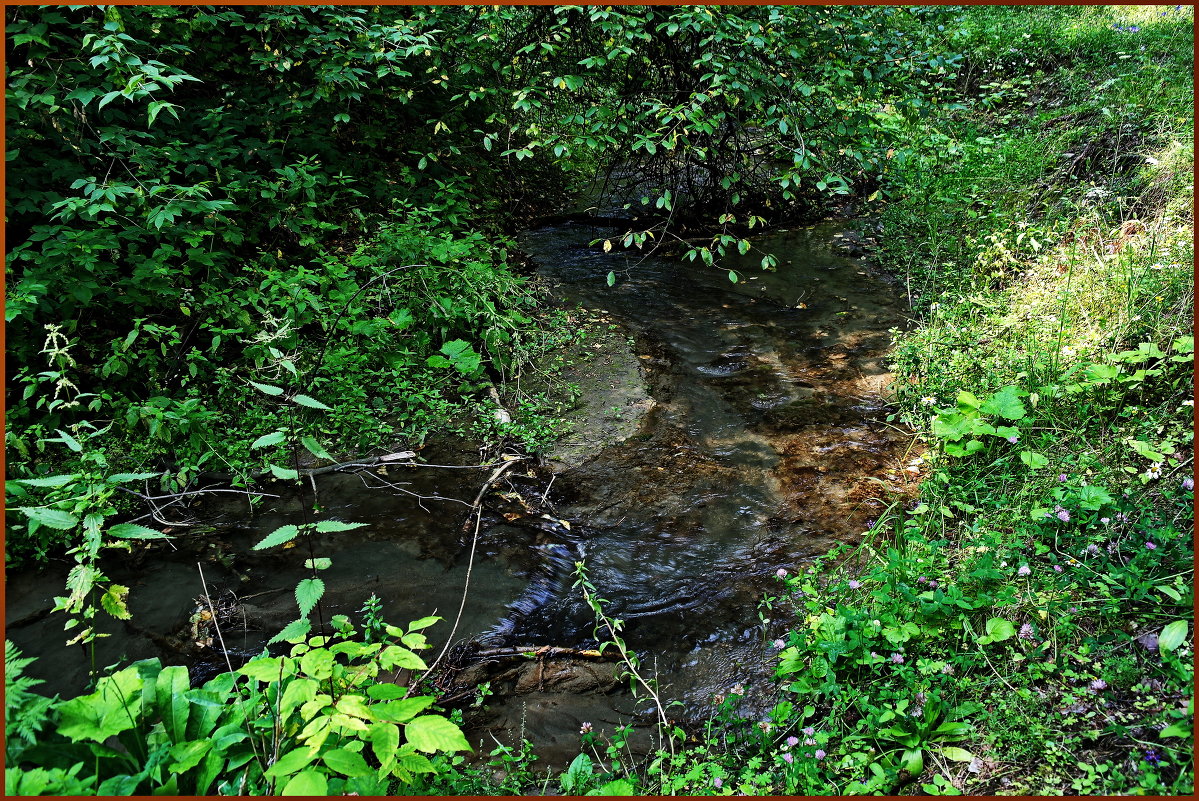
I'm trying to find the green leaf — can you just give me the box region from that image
[292,394,331,410]
[295,578,325,618]
[1076,485,1114,510]
[54,428,83,452]
[109,522,171,539]
[266,747,319,780]
[253,524,299,550]
[13,473,80,488]
[281,769,327,796]
[983,618,1015,643]
[1159,722,1191,738]
[19,507,79,530]
[366,683,408,701]
[279,678,319,724]
[406,615,441,631]
[940,746,975,763]
[168,739,211,774]
[268,618,312,645]
[238,656,294,683]
[57,666,144,742]
[606,271,616,287]
[270,464,300,480]
[1019,451,1048,470]
[373,696,434,723]
[980,385,1026,420]
[314,520,368,533]
[106,471,163,483]
[304,557,333,571]
[156,665,190,743]
[323,748,374,777]
[728,270,738,283]
[587,779,636,796]
[251,431,287,449]
[249,381,285,396]
[955,391,982,412]
[405,715,471,753]
[1158,620,1189,653]
[301,436,333,461]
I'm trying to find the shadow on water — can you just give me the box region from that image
[5,217,917,769]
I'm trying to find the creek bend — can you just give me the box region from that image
[6,217,916,765]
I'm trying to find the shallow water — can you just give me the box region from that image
[6,217,913,767]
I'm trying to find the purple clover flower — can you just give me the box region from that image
[814,749,827,760]
[782,752,794,764]
[776,568,788,578]
[1089,678,1107,691]
[1019,622,1035,640]
[1183,477,1194,491]
[1058,473,1068,483]
[786,736,799,747]
[1018,564,1031,576]
[848,580,861,589]
[772,638,786,649]
[1007,435,1019,444]
[1057,509,1071,522]
[1145,541,1157,550]
[890,652,904,664]
[802,726,816,736]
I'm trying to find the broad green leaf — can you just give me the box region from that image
[304,557,333,570]
[292,394,331,410]
[238,656,294,683]
[406,615,441,631]
[379,645,427,671]
[1158,620,1189,653]
[266,747,318,780]
[1159,722,1191,738]
[1076,485,1113,510]
[296,578,325,618]
[983,618,1015,642]
[270,464,300,480]
[269,618,312,645]
[168,739,211,774]
[587,779,636,796]
[606,271,616,286]
[249,381,284,396]
[251,431,287,449]
[314,519,368,533]
[323,748,374,777]
[253,524,299,550]
[366,683,408,701]
[279,678,320,723]
[373,696,434,724]
[368,721,401,771]
[955,391,982,412]
[109,522,171,539]
[300,648,335,680]
[979,385,1026,420]
[405,715,470,753]
[19,507,79,530]
[728,270,738,283]
[940,746,975,762]
[1019,451,1048,470]
[275,767,323,796]
[106,471,163,483]
[931,412,972,442]
[57,666,144,741]
[156,665,190,743]
[301,435,333,461]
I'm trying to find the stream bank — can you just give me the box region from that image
[5,215,919,770]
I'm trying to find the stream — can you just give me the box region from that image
[5,215,916,767]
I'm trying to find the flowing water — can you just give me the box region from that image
[6,216,915,766]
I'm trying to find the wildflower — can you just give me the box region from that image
[1128,25,1140,32]
[772,638,786,649]
[890,652,904,664]
[917,575,928,584]
[1183,477,1194,491]
[1018,564,1031,576]
[1007,435,1019,444]
[1053,565,1063,573]
[1146,463,1162,479]
[730,684,745,696]
[814,749,827,760]
[1069,606,1078,614]
[580,721,593,734]
[713,777,724,789]
[802,727,816,736]
[1145,541,1156,550]
[1089,678,1107,691]
[941,663,955,675]
[776,568,788,578]
[782,752,794,764]
[1019,623,1035,640]
[1058,473,1068,483]
[848,580,861,589]
[787,736,800,748]
[1144,748,1162,766]
[920,395,937,406]
[1116,512,1130,523]
[758,721,772,732]
[928,580,938,588]
[1099,517,1110,525]
[1057,509,1071,522]
[804,737,817,746]
[713,694,725,705]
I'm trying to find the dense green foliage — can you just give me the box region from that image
[5,4,1193,797]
